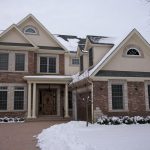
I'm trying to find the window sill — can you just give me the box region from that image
[108,109,129,112]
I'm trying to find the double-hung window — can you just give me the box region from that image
[111,84,123,110]
[40,56,56,73]
[0,53,9,70]
[0,87,8,110]
[72,58,79,65]
[14,87,24,110]
[15,54,25,71]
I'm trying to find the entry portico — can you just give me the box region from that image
[24,75,72,119]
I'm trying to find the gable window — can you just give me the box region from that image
[14,87,24,110]
[0,53,8,70]
[111,84,123,109]
[23,26,38,35]
[127,48,140,56]
[40,56,56,73]
[80,55,83,72]
[89,48,93,67]
[72,58,79,65]
[15,54,25,71]
[0,87,7,110]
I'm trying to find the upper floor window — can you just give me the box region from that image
[72,58,79,65]
[80,55,83,72]
[89,48,93,67]
[0,53,8,70]
[40,56,56,73]
[127,48,140,56]
[15,54,25,71]
[23,25,38,35]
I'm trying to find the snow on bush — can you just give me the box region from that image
[97,116,150,125]
[0,117,24,123]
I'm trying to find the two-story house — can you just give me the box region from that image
[0,14,83,120]
[72,29,150,122]
[1,14,150,122]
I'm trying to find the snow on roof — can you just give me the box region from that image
[24,75,72,81]
[72,29,138,83]
[54,34,86,52]
[88,35,116,45]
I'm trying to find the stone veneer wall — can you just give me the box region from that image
[93,81,150,117]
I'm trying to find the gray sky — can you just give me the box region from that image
[0,0,149,37]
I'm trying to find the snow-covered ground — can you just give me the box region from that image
[37,121,150,150]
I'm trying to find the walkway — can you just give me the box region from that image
[0,121,66,150]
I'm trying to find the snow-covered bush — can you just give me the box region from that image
[97,116,150,125]
[122,116,134,124]
[134,116,147,124]
[0,117,24,123]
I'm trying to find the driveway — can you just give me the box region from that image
[0,121,66,150]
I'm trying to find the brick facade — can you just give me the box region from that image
[92,81,150,117]
[59,54,65,75]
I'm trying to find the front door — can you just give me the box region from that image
[40,89,57,115]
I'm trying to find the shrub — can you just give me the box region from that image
[97,116,150,125]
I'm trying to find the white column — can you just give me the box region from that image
[27,82,32,118]
[32,83,36,118]
[64,83,69,118]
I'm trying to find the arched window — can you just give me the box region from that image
[126,48,140,56]
[23,26,38,35]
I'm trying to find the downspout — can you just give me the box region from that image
[87,78,94,124]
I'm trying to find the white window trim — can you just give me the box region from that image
[126,48,141,56]
[23,25,39,35]
[0,50,28,72]
[122,44,144,58]
[0,83,27,112]
[13,86,25,111]
[70,57,80,66]
[144,81,150,111]
[37,53,59,74]
[108,80,128,112]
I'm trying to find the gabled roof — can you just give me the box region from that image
[17,14,68,52]
[0,24,37,48]
[72,28,150,83]
[54,34,86,52]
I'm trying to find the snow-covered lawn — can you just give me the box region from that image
[37,121,150,150]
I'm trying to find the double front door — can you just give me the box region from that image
[39,89,57,115]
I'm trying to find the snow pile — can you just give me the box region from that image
[37,121,95,150]
[97,116,150,125]
[37,121,150,150]
[0,117,24,123]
